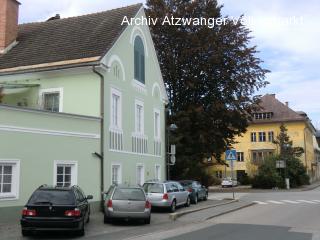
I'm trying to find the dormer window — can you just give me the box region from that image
[134,36,145,84]
[253,112,273,120]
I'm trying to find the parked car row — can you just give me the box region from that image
[20,180,208,237]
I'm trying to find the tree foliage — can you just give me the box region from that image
[252,125,309,188]
[273,123,304,158]
[145,0,269,179]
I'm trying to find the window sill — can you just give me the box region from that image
[109,126,123,133]
[132,79,147,94]
[0,195,18,201]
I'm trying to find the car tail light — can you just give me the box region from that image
[188,188,193,193]
[163,193,169,200]
[22,208,37,217]
[65,208,81,217]
[107,200,113,208]
[145,200,151,209]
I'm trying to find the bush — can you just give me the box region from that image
[286,157,310,187]
[252,156,284,189]
[238,173,253,185]
[251,155,310,189]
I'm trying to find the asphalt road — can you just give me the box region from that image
[157,187,320,240]
[6,188,320,240]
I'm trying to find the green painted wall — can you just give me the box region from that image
[0,7,167,217]
[101,8,167,188]
[0,107,101,212]
[2,73,101,117]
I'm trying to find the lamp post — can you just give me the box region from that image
[283,143,290,189]
[167,124,178,180]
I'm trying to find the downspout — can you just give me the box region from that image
[92,66,105,211]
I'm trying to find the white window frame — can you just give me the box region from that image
[136,164,145,186]
[53,160,78,187]
[110,88,122,130]
[0,160,20,200]
[111,163,122,185]
[135,99,144,135]
[39,88,64,112]
[155,164,161,181]
[154,108,161,140]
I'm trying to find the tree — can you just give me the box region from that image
[273,123,309,187]
[252,124,309,188]
[273,124,304,158]
[146,0,269,180]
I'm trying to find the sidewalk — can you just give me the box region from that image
[209,180,320,193]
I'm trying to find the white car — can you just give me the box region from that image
[221,178,238,188]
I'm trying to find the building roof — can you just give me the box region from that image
[252,94,307,124]
[0,4,142,73]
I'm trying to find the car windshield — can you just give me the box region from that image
[28,190,75,205]
[112,188,146,201]
[143,183,164,193]
[180,182,192,187]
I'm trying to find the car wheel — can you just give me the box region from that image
[204,192,208,201]
[185,196,191,207]
[144,217,151,224]
[170,200,176,213]
[77,220,85,236]
[193,195,198,204]
[104,214,112,224]
[22,230,31,237]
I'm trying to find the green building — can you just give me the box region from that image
[0,1,167,222]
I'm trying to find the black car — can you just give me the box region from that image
[179,180,208,204]
[20,185,93,236]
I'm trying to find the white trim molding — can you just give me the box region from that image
[0,159,20,201]
[53,160,78,187]
[134,99,145,135]
[153,108,161,140]
[155,164,161,181]
[111,163,122,185]
[107,54,126,81]
[0,124,100,139]
[39,88,64,112]
[110,87,123,131]
[152,83,161,99]
[136,163,145,186]
[130,26,149,57]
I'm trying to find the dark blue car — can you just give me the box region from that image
[179,180,208,204]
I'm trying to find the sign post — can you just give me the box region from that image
[225,150,237,199]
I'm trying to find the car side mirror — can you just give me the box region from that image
[86,195,93,200]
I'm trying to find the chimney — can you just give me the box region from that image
[285,101,289,107]
[0,0,20,54]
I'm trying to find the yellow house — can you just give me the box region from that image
[209,94,319,182]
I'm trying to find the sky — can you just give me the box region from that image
[18,0,320,128]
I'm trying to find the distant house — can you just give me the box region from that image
[209,94,319,182]
[0,0,168,221]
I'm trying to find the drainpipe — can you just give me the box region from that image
[92,66,105,211]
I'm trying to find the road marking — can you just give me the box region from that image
[267,200,285,204]
[281,200,300,204]
[252,201,268,205]
[297,200,318,204]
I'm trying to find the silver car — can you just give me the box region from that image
[103,185,151,224]
[143,181,190,212]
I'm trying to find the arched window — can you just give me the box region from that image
[134,36,145,84]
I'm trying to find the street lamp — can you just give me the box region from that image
[167,124,178,180]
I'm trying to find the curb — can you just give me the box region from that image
[205,202,256,220]
[169,199,238,221]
